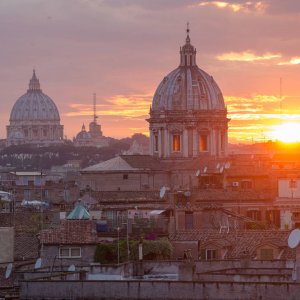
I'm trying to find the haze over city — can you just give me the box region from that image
[1,0,300,143]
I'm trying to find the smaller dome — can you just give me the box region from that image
[76,131,92,140]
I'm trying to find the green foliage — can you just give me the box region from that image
[94,238,173,264]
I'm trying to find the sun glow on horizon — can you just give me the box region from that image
[269,122,300,143]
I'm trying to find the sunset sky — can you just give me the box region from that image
[1,0,300,143]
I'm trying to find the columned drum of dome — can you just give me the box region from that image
[147,29,229,159]
[6,70,64,146]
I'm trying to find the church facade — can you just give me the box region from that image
[6,70,64,146]
[148,28,229,159]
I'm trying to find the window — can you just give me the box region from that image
[42,189,49,199]
[59,247,81,258]
[199,134,208,152]
[289,179,297,189]
[241,180,252,189]
[220,133,225,151]
[260,248,273,260]
[123,174,128,180]
[154,134,159,152]
[24,189,31,200]
[173,135,181,152]
[185,212,193,230]
[247,210,261,221]
[200,249,217,260]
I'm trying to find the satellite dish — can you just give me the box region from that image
[68,264,76,272]
[195,170,200,177]
[288,229,300,248]
[184,191,191,197]
[225,162,231,169]
[34,258,42,269]
[203,166,207,173]
[216,163,220,169]
[5,263,13,279]
[220,166,224,173]
[160,186,167,199]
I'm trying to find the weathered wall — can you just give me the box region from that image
[0,227,14,263]
[20,280,300,300]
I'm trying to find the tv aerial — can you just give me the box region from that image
[288,229,300,248]
[34,257,42,269]
[184,191,191,197]
[5,263,13,279]
[195,169,201,177]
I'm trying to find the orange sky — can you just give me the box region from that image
[1,0,300,143]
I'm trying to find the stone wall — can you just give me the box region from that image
[0,227,14,263]
[20,280,300,300]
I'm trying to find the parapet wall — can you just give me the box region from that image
[20,280,300,300]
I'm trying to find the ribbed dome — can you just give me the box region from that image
[10,70,60,122]
[76,124,92,140]
[152,32,225,111]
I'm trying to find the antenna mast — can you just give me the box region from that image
[93,93,98,123]
[280,78,282,124]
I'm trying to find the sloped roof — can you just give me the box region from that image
[67,202,90,220]
[170,230,294,260]
[82,155,164,172]
[40,220,96,244]
[82,156,138,172]
[15,233,39,261]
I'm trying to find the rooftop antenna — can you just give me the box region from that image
[93,93,98,123]
[280,77,282,125]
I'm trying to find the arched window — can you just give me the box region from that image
[173,134,181,152]
[199,134,208,152]
[154,134,159,152]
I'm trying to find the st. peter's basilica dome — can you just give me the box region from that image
[6,70,64,146]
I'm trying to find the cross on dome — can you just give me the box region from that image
[180,23,196,67]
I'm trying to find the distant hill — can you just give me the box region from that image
[0,134,149,170]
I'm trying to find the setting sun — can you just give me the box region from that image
[270,122,300,143]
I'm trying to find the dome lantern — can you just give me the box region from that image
[180,22,197,67]
[28,69,41,92]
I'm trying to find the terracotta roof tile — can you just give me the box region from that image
[170,230,294,259]
[40,220,96,244]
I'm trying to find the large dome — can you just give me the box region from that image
[152,32,225,112]
[148,28,229,160]
[10,70,60,122]
[6,70,64,146]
